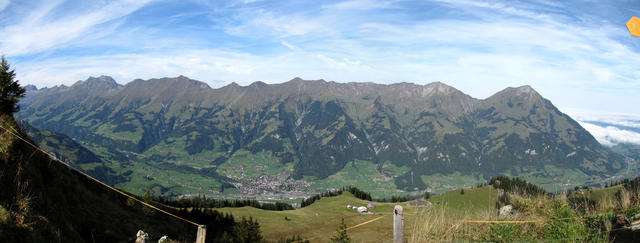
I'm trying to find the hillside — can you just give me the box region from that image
[18,76,627,196]
[217,192,423,242]
[0,114,196,242]
[16,119,128,186]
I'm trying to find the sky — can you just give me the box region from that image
[1,0,640,145]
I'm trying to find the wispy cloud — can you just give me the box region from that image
[579,121,640,146]
[2,0,640,115]
[0,0,150,55]
[323,0,396,10]
[0,0,10,12]
[564,108,640,146]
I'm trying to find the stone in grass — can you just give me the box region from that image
[158,235,178,243]
[357,206,368,213]
[136,230,150,243]
[499,205,514,216]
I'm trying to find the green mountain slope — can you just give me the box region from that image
[16,119,128,185]
[17,76,626,196]
[0,114,195,242]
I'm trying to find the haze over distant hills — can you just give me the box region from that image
[17,76,630,197]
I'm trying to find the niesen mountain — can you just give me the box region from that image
[18,76,627,197]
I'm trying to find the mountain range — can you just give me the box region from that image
[17,76,628,197]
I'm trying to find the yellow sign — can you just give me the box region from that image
[628,16,640,37]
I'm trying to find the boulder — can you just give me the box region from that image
[347,205,352,209]
[367,203,375,210]
[158,236,173,243]
[357,206,368,213]
[499,205,514,216]
[136,230,150,243]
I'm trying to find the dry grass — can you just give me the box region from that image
[410,193,617,242]
[409,203,496,242]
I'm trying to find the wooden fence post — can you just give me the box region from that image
[196,225,206,243]
[394,205,403,243]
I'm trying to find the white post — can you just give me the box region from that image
[196,225,206,243]
[394,205,404,243]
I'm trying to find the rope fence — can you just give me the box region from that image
[0,123,203,228]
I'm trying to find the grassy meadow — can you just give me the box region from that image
[217,192,425,242]
[211,183,640,242]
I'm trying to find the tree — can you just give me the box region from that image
[460,189,465,195]
[423,191,431,200]
[0,56,26,115]
[329,217,351,243]
[233,217,263,243]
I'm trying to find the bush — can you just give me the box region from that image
[0,205,10,225]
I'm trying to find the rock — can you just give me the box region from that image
[367,203,375,210]
[357,206,368,213]
[347,205,352,209]
[136,230,150,243]
[158,235,176,243]
[499,205,514,216]
[612,214,631,229]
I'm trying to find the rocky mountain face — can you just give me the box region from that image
[17,76,625,195]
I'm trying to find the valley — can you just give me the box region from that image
[17,76,637,198]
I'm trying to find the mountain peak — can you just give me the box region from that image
[513,85,537,95]
[24,84,38,91]
[489,85,542,101]
[249,81,269,89]
[72,75,119,90]
[289,77,304,82]
[426,81,456,92]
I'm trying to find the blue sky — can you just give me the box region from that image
[1,0,640,141]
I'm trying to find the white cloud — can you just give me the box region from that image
[578,121,640,146]
[280,40,299,51]
[0,0,150,55]
[324,0,395,10]
[0,0,9,12]
[5,0,640,116]
[15,48,378,88]
[563,108,640,127]
[225,10,335,38]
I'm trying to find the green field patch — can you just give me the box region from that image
[115,162,224,196]
[311,160,400,198]
[218,149,287,178]
[506,165,590,193]
[421,172,485,194]
[140,132,230,169]
[95,122,142,143]
[582,185,623,202]
[427,186,498,214]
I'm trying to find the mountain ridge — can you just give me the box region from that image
[17,75,626,196]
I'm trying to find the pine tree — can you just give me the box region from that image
[0,56,25,115]
[329,217,351,243]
